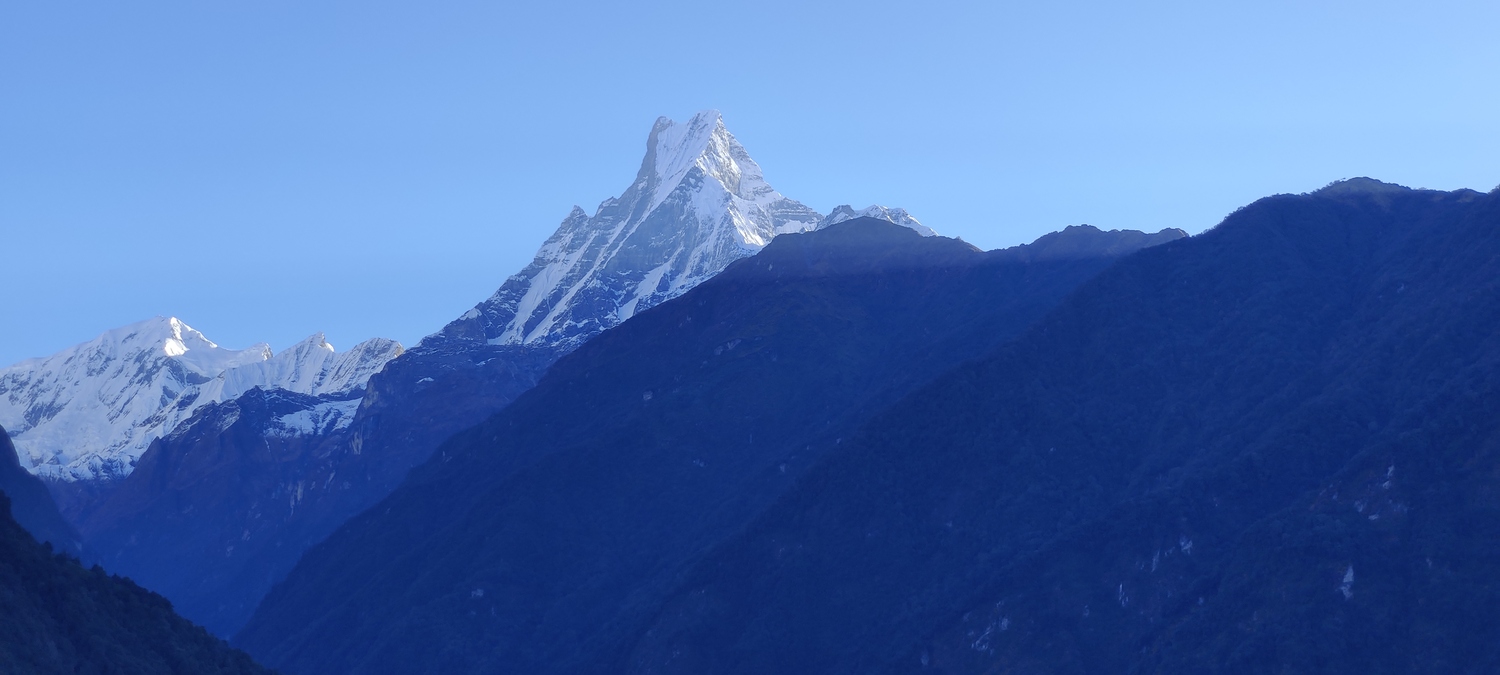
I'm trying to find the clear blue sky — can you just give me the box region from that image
[3,0,1497,365]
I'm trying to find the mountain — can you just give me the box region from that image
[344,109,844,507]
[605,180,1500,674]
[0,491,272,674]
[72,111,937,639]
[234,218,1185,674]
[818,204,936,237]
[432,109,821,351]
[77,387,368,637]
[340,111,937,514]
[7,113,923,494]
[0,423,78,553]
[0,318,270,482]
[0,317,401,484]
[1012,222,1189,260]
[196,333,402,405]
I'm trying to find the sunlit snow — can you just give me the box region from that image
[0,317,402,481]
[431,110,933,354]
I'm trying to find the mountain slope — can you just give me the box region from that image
[0,318,270,482]
[193,333,402,407]
[0,424,78,553]
[235,219,1184,674]
[0,491,272,674]
[329,109,831,533]
[431,110,823,351]
[76,387,368,637]
[0,317,400,484]
[283,110,922,530]
[614,180,1500,674]
[75,111,912,639]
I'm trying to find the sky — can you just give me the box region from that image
[3,0,1498,365]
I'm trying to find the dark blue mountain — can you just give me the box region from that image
[616,180,1500,674]
[77,388,366,637]
[0,423,78,554]
[73,341,558,638]
[0,489,271,674]
[69,111,827,637]
[234,218,1184,673]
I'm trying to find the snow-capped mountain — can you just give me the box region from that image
[818,205,936,237]
[433,110,827,350]
[59,112,940,636]
[3,113,923,485]
[0,317,401,482]
[196,332,402,405]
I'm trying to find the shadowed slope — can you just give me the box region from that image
[0,425,78,554]
[237,218,1182,674]
[0,490,272,674]
[619,181,1500,674]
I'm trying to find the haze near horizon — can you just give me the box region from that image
[2,0,1497,364]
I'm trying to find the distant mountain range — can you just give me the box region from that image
[427,110,936,353]
[0,317,402,483]
[233,179,1500,674]
[0,111,933,491]
[609,179,1500,675]
[233,217,1184,672]
[432,110,825,350]
[14,112,1480,675]
[0,110,956,638]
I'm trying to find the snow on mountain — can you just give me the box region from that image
[262,397,363,439]
[1,113,921,484]
[0,317,401,482]
[431,110,824,351]
[148,333,403,448]
[817,205,936,237]
[199,333,403,404]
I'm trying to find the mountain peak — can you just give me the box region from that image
[637,109,777,216]
[818,205,936,237]
[0,319,271,480]
[206,334,402,405]
[998,224,1189,262]
[645,109,724,154]
[0,319,399,481]
[91,316,231,360]
[433,111,823,351]
[642,110,723,174]
[287,332,335,353]
[1314,177,1411,196]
